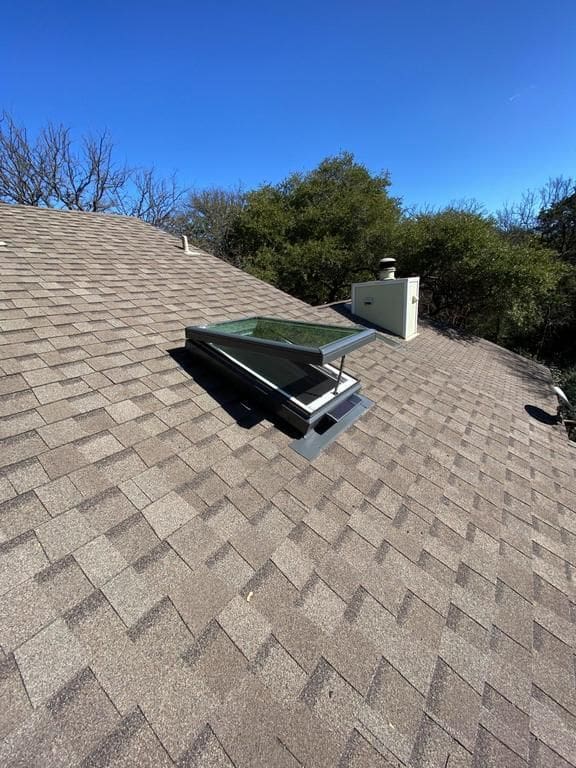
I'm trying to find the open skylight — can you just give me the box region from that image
[185,316,375,363]
[185,316,376,457]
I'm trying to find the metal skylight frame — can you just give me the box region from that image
[184,316,376,364]
[213,345,358,415]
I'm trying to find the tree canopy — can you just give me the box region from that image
[537,190,576,265]
[494,179,576,371]
[226,152,401,304]
[389,208,565,343]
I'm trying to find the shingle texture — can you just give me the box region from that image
[1,201,575,767]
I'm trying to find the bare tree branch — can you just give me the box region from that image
[0,112,185,229]
[47,129,129,212]
[496,177,576,240]
[540,177,575,210]
[120,168,187,227]
[0,113,51,205]
[170,186,246,262]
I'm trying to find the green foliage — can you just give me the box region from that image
[537,190,576,264]
[169,187,246,264]
[513,187,576,368]
[230,185,293,263]
[388,208,565,342]
[229,153,401,304]
[558,367,576,405]
[525,268,576,365]
[496,180,576,370]
[246,237,372,306]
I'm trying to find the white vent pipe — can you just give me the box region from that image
[379,258,396,280]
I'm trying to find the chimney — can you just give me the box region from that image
[351,259,420,340]
[378,257,396,280]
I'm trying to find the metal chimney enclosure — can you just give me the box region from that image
[351,273,420,340]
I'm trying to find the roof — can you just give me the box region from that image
[1,201,575,768]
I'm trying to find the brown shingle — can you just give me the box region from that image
[2,202,576,767]
[0,654,33,740]
[0,578,56,651]
[14,618,88,706]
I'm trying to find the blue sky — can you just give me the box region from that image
[2,0,575,212]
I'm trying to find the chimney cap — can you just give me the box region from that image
[378,257,396,280]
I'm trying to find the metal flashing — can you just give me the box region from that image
[290,394,374,459]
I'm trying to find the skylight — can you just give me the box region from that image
[185,316,376,457]
[185,316,375,363]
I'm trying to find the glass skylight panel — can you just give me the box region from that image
[185,316,376,364]
[207,317,359,344]
[214,344,357,414]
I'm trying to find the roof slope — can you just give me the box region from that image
[1,202,575,768]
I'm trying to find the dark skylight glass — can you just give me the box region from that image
[214,343,357,408]
[185,316,376,364]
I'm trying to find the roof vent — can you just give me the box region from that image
[181,235,192,254]
[379,258,396,280]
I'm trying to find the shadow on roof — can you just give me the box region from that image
[167,347,300,438]
[321,300,405,349]
[419,317,481,344]
[524,404,559,426]
[494,348,554,402]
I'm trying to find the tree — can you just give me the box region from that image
[537,189,576,265]
[495,178,576,366]
[169,186,246,263]
[229,152,401,304]
[0,113,53,206]
[389,207,565,342]
[122,169,184,228]
[496,177,575,244]
[0,112,185,227]
[47,127,129,212]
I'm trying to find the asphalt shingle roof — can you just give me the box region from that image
[1,201,575,767]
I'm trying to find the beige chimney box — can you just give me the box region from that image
[351,268,420,340]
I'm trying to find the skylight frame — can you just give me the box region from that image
[184,316,376,364]
[184,335,364,436]
[214,345,358,415]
